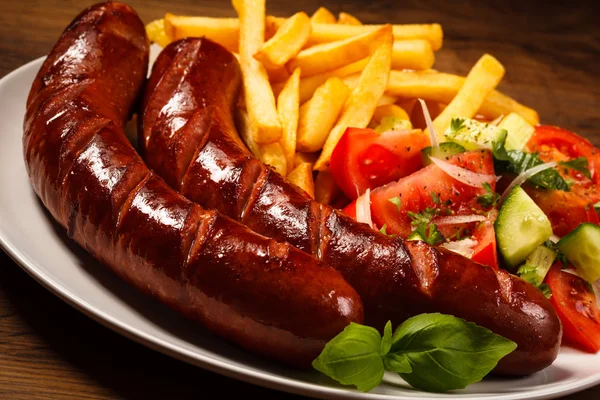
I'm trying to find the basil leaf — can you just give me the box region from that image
[560,157,591,179]
[388,313,517,392]
[383,353,412,374]
[380,320,393,355]
[312,323,384,392]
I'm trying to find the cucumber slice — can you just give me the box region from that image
[444,118,506,150]
[495,186,553,268]
[421,142,466,166]
[497,112,535,151]
[557,223,600,283]
[374,116,412,133]
[517,245,557,286]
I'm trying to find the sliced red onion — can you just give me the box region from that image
[355,188,373,228]
[562,268,581,279]
[501,161,558,201]
[441,238,478,258]
[429,156,497,188]
[418,99,439,151]
[434,215,488,226]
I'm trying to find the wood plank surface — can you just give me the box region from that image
[0,1,598,399]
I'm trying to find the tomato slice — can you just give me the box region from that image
[545,263,600,353]
[524,125,600,236]
[330,127,430,199]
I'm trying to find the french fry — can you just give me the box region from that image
[386,70,539,125]
[235,108,287,175]
[311,7,336,24]
[371,104,410,125]
[377,94,398,106]
[287,25,393,77]
[164,14,240,52]
[277,68,301,168]
[236,0,282,143]
[297,77,351,152]
[338,12,362,26]
[270,21,444,51]
[314,31,394,170]
[254,12,312,70]
[272,58,368,102]
[392,40,435,70]
[236,0,265,59]
[146,19,171,47]
[287,163,315,198]
[266,66,290,83]
[315,171,341,205]
[294,152,319,168]
[427,54,505,142]
[240,58,282,143]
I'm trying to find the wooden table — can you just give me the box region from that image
[1,1,598,399]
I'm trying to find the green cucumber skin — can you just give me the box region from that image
[557,223,600,283]
[421,143,466,166]
[495,187,553,269]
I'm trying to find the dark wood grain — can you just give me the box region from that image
[0,1,599,399]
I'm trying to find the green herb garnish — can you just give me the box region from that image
[312,314,517,393]
[492,131,569,191]
[477,182,500,208]
[559,157,591,179]
[388,196,402,212]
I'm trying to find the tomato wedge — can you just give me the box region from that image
[470,221,498,268]
[525,126,600,235]
[525,186,600,237]
[343,150,499,269]
[545,263,600,353]
[330,127,430,199]
[369,150,495,237]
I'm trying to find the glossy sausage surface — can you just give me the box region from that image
[141,37,562,375]
[23,2,363,368]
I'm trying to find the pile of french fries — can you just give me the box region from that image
[146,1,539,204]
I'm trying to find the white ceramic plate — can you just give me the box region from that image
[2,55,600,400]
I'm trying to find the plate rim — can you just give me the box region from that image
[2,56,600,400]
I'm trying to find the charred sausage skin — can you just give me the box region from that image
[141,37,562,375]
[23,2,364,368]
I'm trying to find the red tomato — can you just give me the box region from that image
[369,150,495,237]
[545,263,600,353]
[343,150,499,268]
[330,127,430,199]
[525,187,600,237]
[470,221,499,269]
[527,125,600,203]
[525,125,600,236]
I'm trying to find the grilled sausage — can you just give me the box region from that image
[23,2,363,368]
[140,37,562,375]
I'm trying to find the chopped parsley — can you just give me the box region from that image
[407,207,445,246]
[476,182,500,208]
[539,284,553,299]
[449,118,466,135]
[430,192,441,204]
[388,196,402,212]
